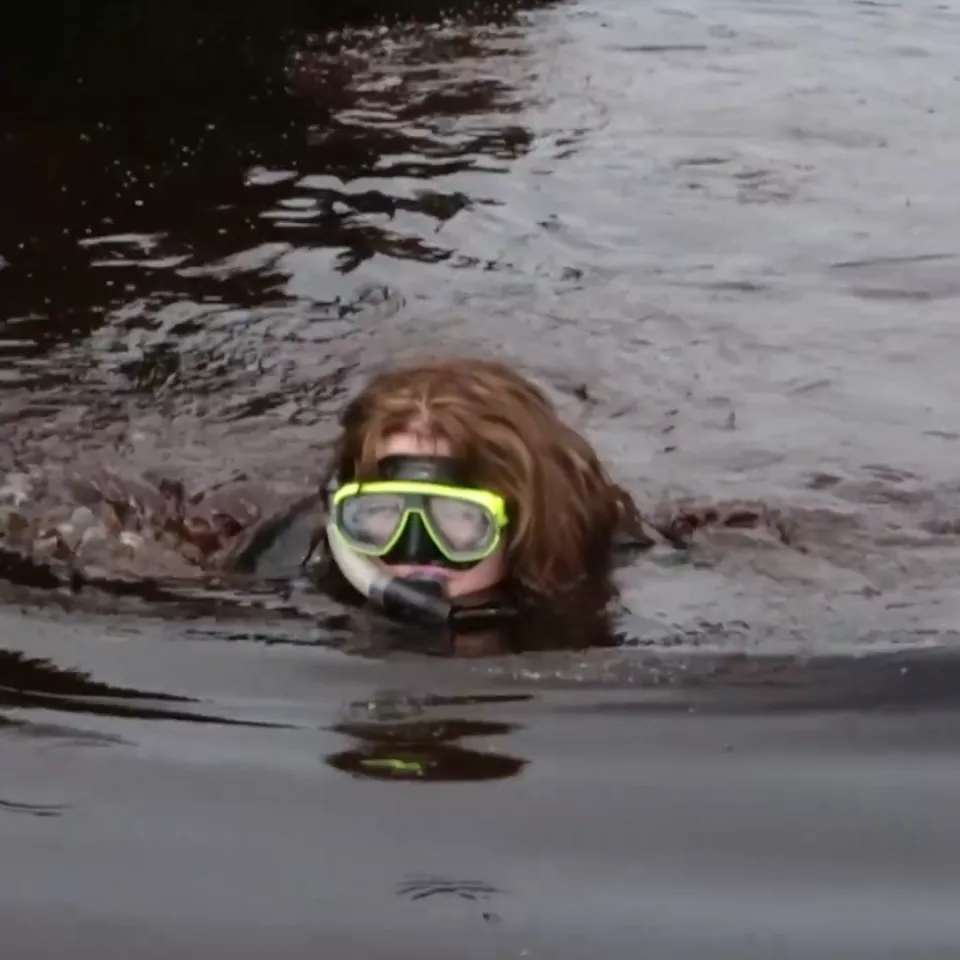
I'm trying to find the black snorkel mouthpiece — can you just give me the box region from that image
[375,574,517,631]
[379,574,453,626]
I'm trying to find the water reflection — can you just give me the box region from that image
[326,739,526,782]
[326,707,527,782]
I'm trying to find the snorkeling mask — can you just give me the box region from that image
[324,455,515,629]
[331,455,508,569]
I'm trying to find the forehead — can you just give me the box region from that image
[375,431,454,459]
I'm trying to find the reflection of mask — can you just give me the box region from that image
[325,713,527,782]
[329,455,509,570]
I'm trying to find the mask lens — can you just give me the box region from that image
[339,492,406,550]
[427,495,497,555]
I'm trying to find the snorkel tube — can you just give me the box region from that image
[325,517,454,625]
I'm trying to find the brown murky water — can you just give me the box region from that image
[3,0,960,955]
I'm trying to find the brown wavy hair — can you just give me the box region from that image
[320,355,642,600]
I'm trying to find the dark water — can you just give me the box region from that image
[4,0,960,955]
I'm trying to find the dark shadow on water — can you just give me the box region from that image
[2,688,298,730]
[0,798,67,818]
[2,0,559,121]
[0,647,297,729]
[0,647,184,702]
[0,0,556,425]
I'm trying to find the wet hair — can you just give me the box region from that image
[320,355,643,601]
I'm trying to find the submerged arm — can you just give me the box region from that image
[216,492,329,578]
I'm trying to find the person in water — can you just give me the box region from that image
[0,353,789,647]
[220,354,664,628]
[220,354,790,632]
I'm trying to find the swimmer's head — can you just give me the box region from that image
[322,355,628,602]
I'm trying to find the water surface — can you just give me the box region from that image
[3,0,960,954]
